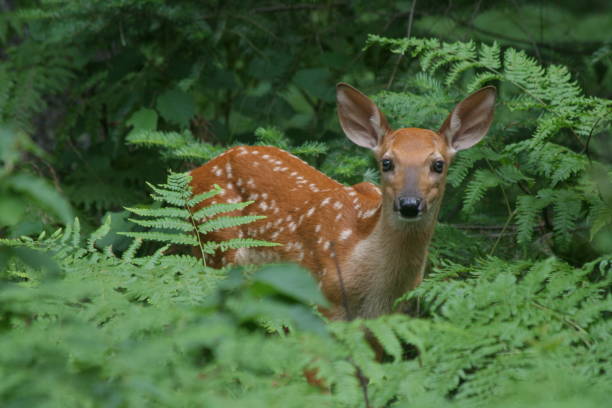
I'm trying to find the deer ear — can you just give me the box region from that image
[336,83,390,150]
[439,86,496,153]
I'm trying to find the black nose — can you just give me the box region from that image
[398,197,421,218]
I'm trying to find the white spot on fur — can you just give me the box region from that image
[306,207,315,217]
[288,222,297,232]
[335,213,342,221]
[309,184,319,192]
[259,201,269,211]
[340,229,352,241]
[225,162,233,179]
[323,241,330,251]
[247,178,255,188]
[363,208,377,218]
[315,224,321,233]
[248,193,259,200]
[234,248,279,265]
[333,201,343,210]
[321,197,331,207]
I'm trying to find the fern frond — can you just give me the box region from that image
[552,189,582,247]
[188,185,223,206]
[192,201,254,220]
[463,169,500,213]
[120,231,199,246]
[86,215,112,252]
[124,207,190,218]
[516,195,543,244]
[127,217,194,231]
[198,215,267,235]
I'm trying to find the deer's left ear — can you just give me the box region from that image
[439,86,496,153]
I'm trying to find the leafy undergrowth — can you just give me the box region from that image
[1,215,609,407]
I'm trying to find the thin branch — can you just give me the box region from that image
[582,116,603,163]
[252,2,346,13]
[330,242,352,321]
[446,14,599,56]
[489,209,516,255]
[386,0,416,89]
[531,301,592,347]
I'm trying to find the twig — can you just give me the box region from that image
[386,0,416,89]
[355,366,372,408]
[330,242,352,321]
[508,0,542,62]
[447,15,598,56]
[531,301,592,347]
[252,2,345,13]
[489,209,516,256]
[582,116,603,163]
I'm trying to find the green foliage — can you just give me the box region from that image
[1,2,611,407]
[366,35,612,254]
[121,171,278,259]
[2,226,609,406]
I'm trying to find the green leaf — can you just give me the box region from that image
[156,89,195,127]
[127,108,158,131]
[293,68,334,102]
[7,173,73,224]
[253,263,328,306]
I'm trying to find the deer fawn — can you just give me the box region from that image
[191,83,496,320]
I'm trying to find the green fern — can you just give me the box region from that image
[367,35,612,251]
[120,171,278,261]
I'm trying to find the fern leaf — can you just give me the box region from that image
[188,184,222,207]
[192,201,254,220]
[552,190,582,247]
[86,215,111,252]
[198,215,267,235]
[119,231,198,246]
[478,42,501,69]
[121,238,142,263]
[127,217,194,232]
[516,195,542,244]
[124,207,190,218]
[462,169,499,213]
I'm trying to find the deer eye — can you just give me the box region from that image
[381,158,394,172]
[432,160,445,173]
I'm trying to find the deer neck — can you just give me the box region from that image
[348,198,438,318]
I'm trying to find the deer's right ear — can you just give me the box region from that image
[336,83,390,150]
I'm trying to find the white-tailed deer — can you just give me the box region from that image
[191,83,496,320]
